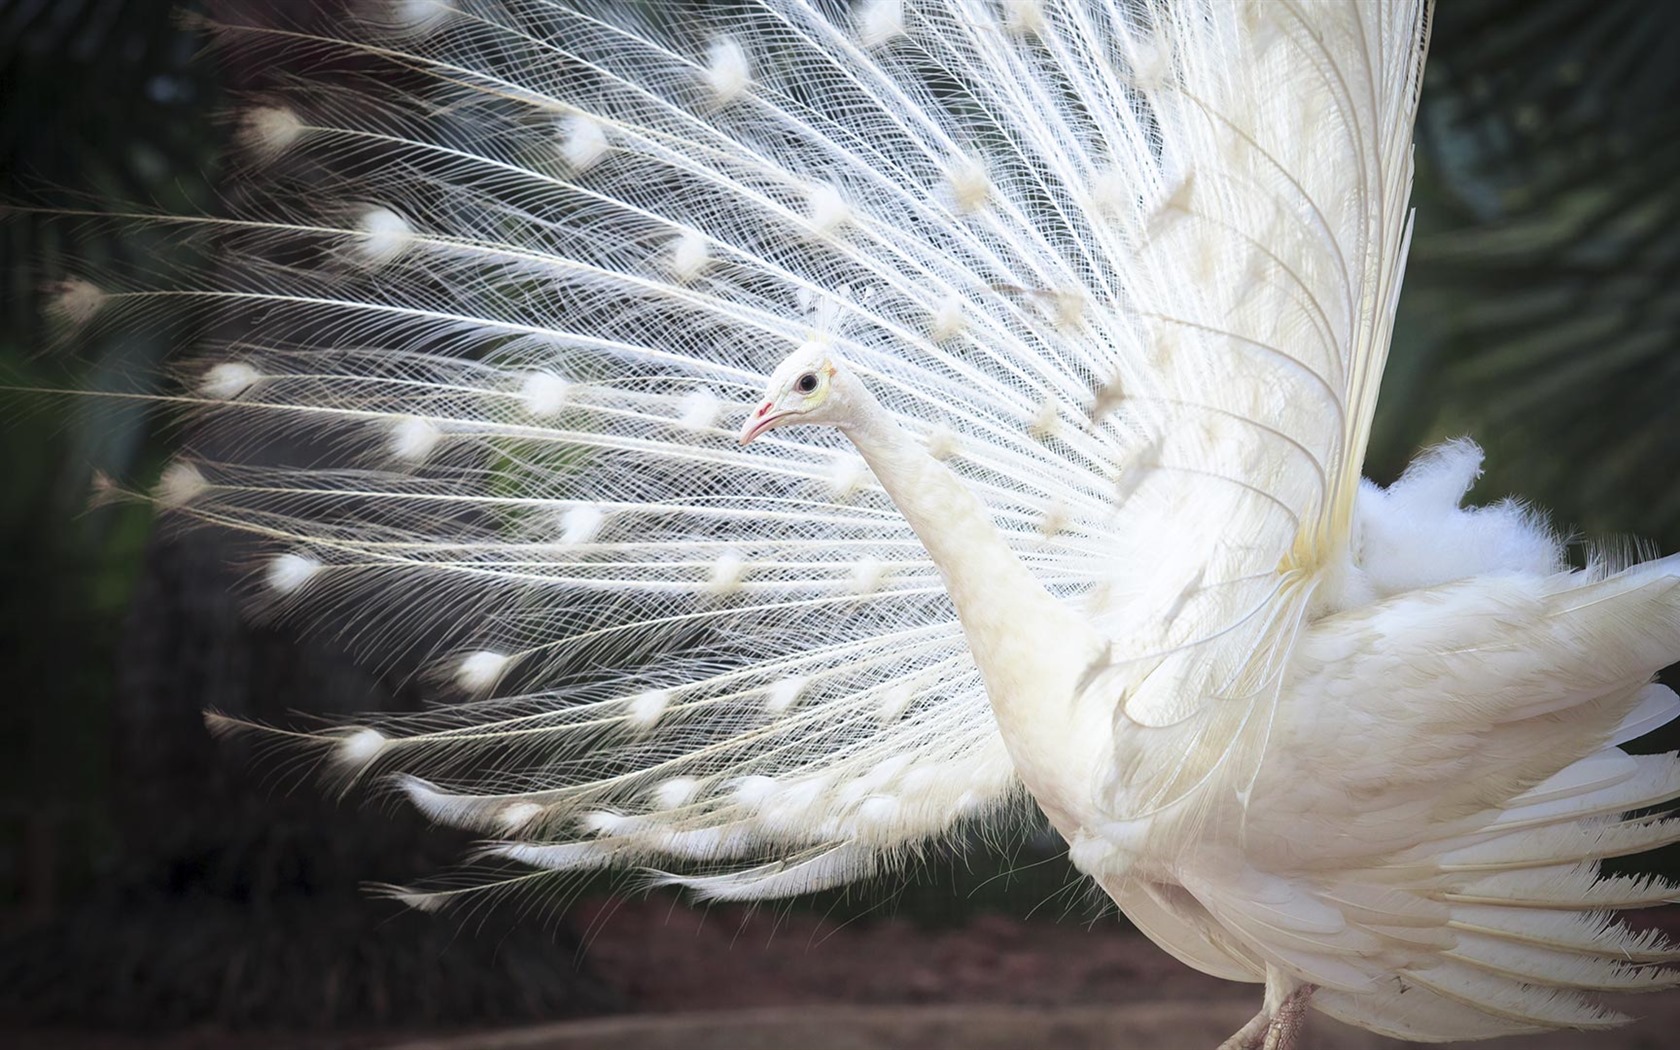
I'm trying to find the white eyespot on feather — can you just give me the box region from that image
[850,557,886,595]
[1148,170,1197,236]
[1029,398,1060,440]
[47,278,106,326]
[267,552,323,594]
[388,416,442,463]
[668,229,710,283]
[653,825,743,861]
[765,676,809,716]
[455,650,509,693]
[678,387,721,430]
[200,361,261,400]
[556,113,608,172]
[954,790,983,814]
[334,727,387,769]
[762,776,830,831]
[925,424,958,461]
[355,206,414,267]
[1113,436,1162,505]
[854,795,900,831]
[240,105,304,159]
[1039,499,1068,538]
[859,753,912,793]
[929,296,966,341]
[1046,289,1086,330]
[389,890,445,913]
[1002,0,1046,36]
[1230,243,1272,305]
[388,773,480,837]
[855,0,905,48]
[944,155,991,214]
[651,775,702,810]
[805,181,851,236]
[579,810,640,837]
[558,504,604,545]
[1088,163,1128,216]
[386,0,453,35]
[1149,328,1179,369]
[708,550,746,595]
[626,689,673,730]
[520,371,571,418]
[493,840,614,872]
[1124,34,1171,91]
[899,764,940,798]
[156,461,209,509]
[496,801,544,832]
[828,457,868,499]
[1090,375,1125,424]
[834,776,867,809]
[878,683,916,723]
[731,774,779,810]
[841,770,908,814]
[705,36,750,106]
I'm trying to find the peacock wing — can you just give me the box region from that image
[1067,1,1429,819]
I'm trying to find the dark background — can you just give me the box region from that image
[3,0,1679,1042]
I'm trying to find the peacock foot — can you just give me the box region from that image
[1217,984,1317,1050]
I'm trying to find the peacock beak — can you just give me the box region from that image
[739,400,785,444]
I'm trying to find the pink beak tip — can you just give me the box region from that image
[740,401,775,445]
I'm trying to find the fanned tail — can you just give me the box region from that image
[88,0,1239,905]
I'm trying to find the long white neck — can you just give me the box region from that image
[838,392,1106,807]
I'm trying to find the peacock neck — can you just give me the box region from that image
[839,399,1106,802]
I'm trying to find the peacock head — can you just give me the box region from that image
[739,341,860,443]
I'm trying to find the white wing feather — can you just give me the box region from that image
[1066,1,1428,820]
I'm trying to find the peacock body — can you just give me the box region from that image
[67,0,1680,1044]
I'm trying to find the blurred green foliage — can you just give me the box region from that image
[1378,0,1680,544]
[2,0,216,917]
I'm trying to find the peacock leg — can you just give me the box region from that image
[1261,984,1317,1050]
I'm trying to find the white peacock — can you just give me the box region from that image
[74,1,1680,1046]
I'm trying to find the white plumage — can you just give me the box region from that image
[67,0,1680,1045]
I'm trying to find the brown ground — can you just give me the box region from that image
[568,896,1239,1013]
[10,899,1680,1049]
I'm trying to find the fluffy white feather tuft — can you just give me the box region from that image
[265,552,322,595]
[1349,440,1565,604]
[155,461,208,509]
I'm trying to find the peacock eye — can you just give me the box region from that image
[794,372,820,394]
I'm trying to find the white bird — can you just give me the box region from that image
[66,1,1680,1046]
